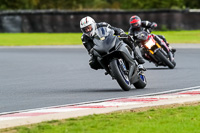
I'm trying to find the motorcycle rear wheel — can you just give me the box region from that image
[133,74,147,89]
[109,59,131,91]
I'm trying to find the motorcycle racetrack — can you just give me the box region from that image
[0,44,200,114]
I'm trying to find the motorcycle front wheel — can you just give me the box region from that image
[109,59,131,91]
[155,49,175,69]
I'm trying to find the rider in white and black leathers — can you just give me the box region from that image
[128,15,176,61]
[80,16,145,70]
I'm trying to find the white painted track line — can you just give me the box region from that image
[0,86,200,129]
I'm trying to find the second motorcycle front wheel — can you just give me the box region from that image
[155,49,175,69]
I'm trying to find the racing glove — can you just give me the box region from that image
[150,22,157,29]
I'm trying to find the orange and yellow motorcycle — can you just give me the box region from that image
[133,31,176,69]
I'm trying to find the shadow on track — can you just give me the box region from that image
[44,87,145,94]
[146,67,170,70]
[70,87,149,93]
[71,88,124,93]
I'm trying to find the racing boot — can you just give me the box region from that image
[168,44,176,53]
[167,43,176,57]
[138,64,146,71]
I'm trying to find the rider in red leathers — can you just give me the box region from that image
[128,15,176,61]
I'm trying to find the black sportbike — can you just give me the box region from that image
[92,27,147,91]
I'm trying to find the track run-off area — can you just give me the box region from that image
[0,44,200,128]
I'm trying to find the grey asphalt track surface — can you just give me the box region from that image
[0,44,200,113]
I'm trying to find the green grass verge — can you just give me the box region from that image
[1,104,200,133]
[153,30,200,44]
[0,30,199,46]
[0,33,83,46]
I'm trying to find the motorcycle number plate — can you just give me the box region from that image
[145,39,155,49]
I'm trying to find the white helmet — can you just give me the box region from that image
[80,16,96,37]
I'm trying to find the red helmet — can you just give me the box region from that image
[129,15,141,29]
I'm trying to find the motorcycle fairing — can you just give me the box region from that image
[93,33,121,56]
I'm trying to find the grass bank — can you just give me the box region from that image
[1,103,200,133]
[154,30,200,44]
[0,33,82,46]
[0,30,199,46]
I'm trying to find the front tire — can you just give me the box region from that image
[155,49,175,69]
[109,59,131,91]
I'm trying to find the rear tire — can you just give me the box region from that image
[109,59,131,91]
[155,50,175,69]
[133,74,147,89]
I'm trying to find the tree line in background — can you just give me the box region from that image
[0,0,199,10]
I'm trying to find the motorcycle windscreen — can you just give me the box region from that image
[136,31,148,41]
[95,27,112,38]
[93,27,120,56]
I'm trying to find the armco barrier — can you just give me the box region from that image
[0,9,200,33]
